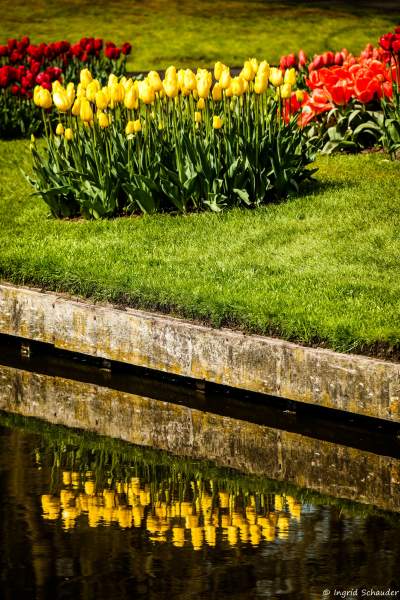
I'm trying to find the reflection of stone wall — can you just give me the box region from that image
[1,364,400,513]
[1,283,400,422]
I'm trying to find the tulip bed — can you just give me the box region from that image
[29,63,317,218]
[0,36,132,138]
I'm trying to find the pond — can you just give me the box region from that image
[0,340,400,599]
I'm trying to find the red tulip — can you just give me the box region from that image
[298,49,307,67]
[379,33,394,51]
[0,44,8,57]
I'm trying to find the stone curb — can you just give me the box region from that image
[0,282,399,422]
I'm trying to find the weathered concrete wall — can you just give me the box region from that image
[0,282,400,422]
[0,363,399,512]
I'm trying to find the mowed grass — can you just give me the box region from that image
[1,0,399,71]
[1,139,399,357]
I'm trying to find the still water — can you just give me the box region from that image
[1,336,400,599]
[1,413,400,600]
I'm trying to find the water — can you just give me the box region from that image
[1,341,400,599]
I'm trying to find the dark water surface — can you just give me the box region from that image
[1,419,400,600]
[0,337,400,599]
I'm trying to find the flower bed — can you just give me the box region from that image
[0,36,132,138]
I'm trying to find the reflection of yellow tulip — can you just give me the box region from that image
[227,525,238,546]
[205,524,216,546]
[172,526,185,548]
[191,526,204,550]
[250,524,261,546]
[84,481,95,495]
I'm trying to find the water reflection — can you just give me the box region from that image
[1,415,400,600]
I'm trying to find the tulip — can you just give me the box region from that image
[80,98,93,122]
[97,112,109,128]
[284,68,296,86]
[214,61,226,80]
[295,89,305,102]
[86,79,101,102]
[213,115,223,129]
[280,83,292,98]
[242,60,255,81]
[53,90,71,112]
[163,78,178,98]
[55,123,64,136]
[184,69,197,91]
[269,67,284,87]
[254,74,268,94]
[80,68,93,88]
[212,83,222,101]
[231,76,245,96]
[147,70,163,92]
[133,119,142,133]
[197,76,211,99]
[38,88,52,109]
[124,86,138,109]
[66,82,75,104]
[138,81,155,104]
[197,98,205,110]
[110,82,125,105]
[108,73,118,86]
[71,98,81,116]
[257,60,270,80]
[165,65,177,80]
[95,90,109,110]
[194,111,202,123]
[64,128,73,141]
[219,68,231,90]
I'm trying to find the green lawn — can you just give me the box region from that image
[1,139,399,358]
[1,0,399,71]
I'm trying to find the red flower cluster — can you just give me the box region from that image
[0,35,132,99]
[308,50,349,71]
[279,50,307,71]
[379,27,400,55]
[0,64,62,96]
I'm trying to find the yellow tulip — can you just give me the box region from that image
[55,123,64,136]
[125,120,135,135]
[284,68,297,86]
[147,70,163,92]
[184,69,197,91]
[269,67,284,87]
[258,60,270,76]
[95,90,109,110]
[108,73,118,87]
[242,60,256,81]
[97,112,109,128]
[122,77,133,91]
[138,81,155,105]
[254,73,268,94]
[80,98,93,122]
[212,83,222,101]
[194,111,202,123]
[214,61,226,81]
[71,98,81,116]
[86,79,101,102]
[197,97,205,110]
[250,57,259,73]
[197,76,210,99]
[64,128,73,141]
[219,68,231,90]
[280,83,292,98]
[33,86,41,106]
[76,83,86,98]
[110,82,125,105]
[80,68,93,88]
[213,115,223,129]
[133,119,142,133]
[38,88,52,109]
[66,82,75,104]
[165,65,177,80]
[124,86,138,110]
[231,76,245,97]
[163,78,178,98]
[295,89,305,102]
[53,90,70,112]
